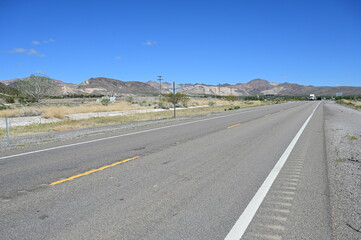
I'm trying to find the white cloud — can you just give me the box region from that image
[8,48,27,53]
[142,40,157,46]
[43,38,55,44]
[27,49,45,57]
[31,39,55,45]
[115,56,122,60]
[7,48,45,57]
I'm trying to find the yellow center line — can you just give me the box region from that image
[227,123,241,129]
[49,156,140,186]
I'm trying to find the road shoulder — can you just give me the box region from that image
[324,102,361,239]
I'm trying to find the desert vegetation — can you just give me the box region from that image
[335,99,361,110]
[0,97,278,137]
[0,100,153,119]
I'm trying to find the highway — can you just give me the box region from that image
[0,101,332,240]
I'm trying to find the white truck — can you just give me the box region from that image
[309,94,316,100]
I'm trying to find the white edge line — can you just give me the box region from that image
[0,104,293,160]
[224,102,321,240]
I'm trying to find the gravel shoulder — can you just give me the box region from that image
[324,101,361,239]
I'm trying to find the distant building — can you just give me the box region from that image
[336,92,343,97]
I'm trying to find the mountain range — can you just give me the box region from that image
[1,77,361,97]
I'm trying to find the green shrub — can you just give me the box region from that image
[157,101,173,109]
[125,96,134,103]
[139,100,148,106]
[164,92,190,106]
[176,102,188,108]
[208,101,216,106]
[0,104,8,110]
[19,96,36,103]
[224,95,238,102]
[101,98,110,106]
[5,96,15,104]
[244,101,253,105]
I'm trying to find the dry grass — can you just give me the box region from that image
[42,101,154,119]
[336,99,361,110]
[0,100,153,119]
[0,108,20,118]
[0,98,264,119]
[2,100,279,137]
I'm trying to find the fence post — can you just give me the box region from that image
[5,117,11,146]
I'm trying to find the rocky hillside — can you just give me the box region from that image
[1,77,361,97]
[77,77,159,95]
[0,82,20,97]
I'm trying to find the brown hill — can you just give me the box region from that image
[2,77,361,97]
[77,77,158,95]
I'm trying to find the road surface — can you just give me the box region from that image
[0,101,332,239]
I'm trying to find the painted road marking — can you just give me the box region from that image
[1,104,296,160]
[227,123,241,129]
[224,102,320,240]
[49,156,140,186]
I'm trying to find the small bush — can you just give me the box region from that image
[347,135,358,140]
[234,106,240,109]
[244,101,253,105]
[157,101,173,109]
[208,101,216,106]
[101,98,110,106]
[164,92,190,106]
[0,104,8,110]
[139,100,148,106]
[125,96,134,103]
[19,96,36,103]
[224,95,238,102]
[19,108,42,117]
[5,96,15,104]
[176,102,188,108]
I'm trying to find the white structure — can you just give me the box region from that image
[309,94,316,100]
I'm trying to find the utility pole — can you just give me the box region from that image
[173,82,176,118]
[157,76,163,102]
[169,82,180,118]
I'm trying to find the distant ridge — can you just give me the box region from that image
[1,77,361,96]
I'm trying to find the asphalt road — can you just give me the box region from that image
[0,101,332,240]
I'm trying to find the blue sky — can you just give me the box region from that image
[1,0,360,86]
